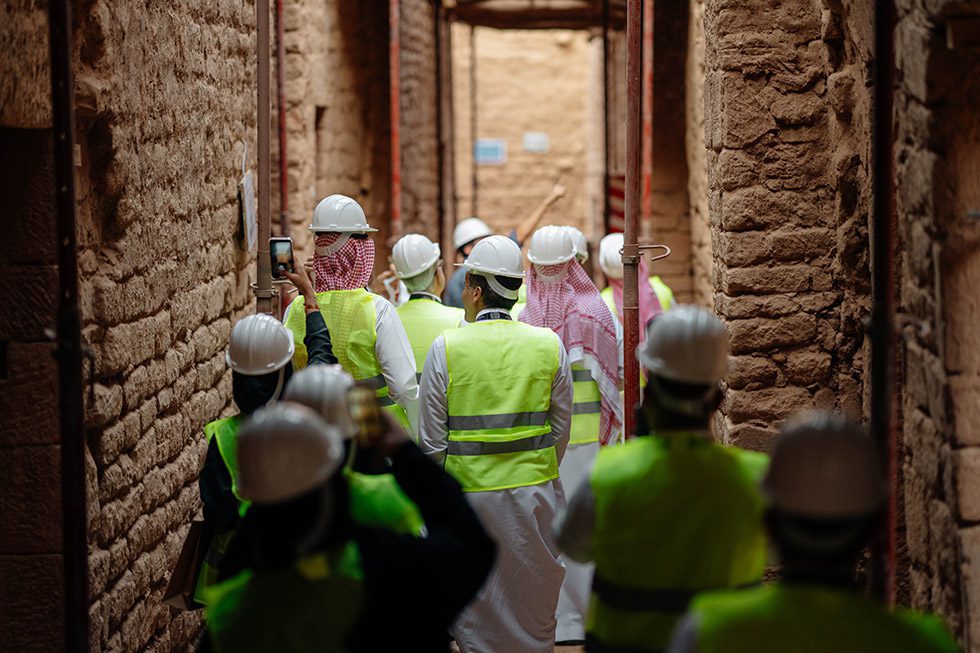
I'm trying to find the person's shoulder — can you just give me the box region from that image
[892,609,960,653]
[726,446,770,480]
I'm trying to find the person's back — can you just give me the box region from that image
[686,584,957,653]
[204,547,364,653]
[587,433,767,650]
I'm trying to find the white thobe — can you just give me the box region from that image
[555,304,625,641]
[419,310,574,653]
[283,294,419,436]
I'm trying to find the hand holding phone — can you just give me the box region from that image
[270,237,295,281]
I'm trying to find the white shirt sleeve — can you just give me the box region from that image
[373,296,420,437]
[418,335,449,466]
[552,461,597,562]
[550,338,574,463]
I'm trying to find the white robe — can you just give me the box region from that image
[418,310,574,653]
[555,441,599,642]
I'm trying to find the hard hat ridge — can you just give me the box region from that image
[227,313,296,376]
[457,235,525,300]
[453,217,493,251]
[309,194,377,234]
[528,225,576,266]
[636,305,728,386]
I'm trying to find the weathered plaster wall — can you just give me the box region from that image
[894,0,980,647]
[686,0,711,307]
[452,27,592,240]
[702,0,871,450]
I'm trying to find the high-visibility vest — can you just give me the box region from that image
[284,290,409,429]
[600,275,674,320]
[569,364,601,446]
[347,470,424,537]
[203,545,364,653]
[443,320,562,492]
[511,283,529,320]
[196,415,248,603]
[395,297,463,379]
[587,433,768,653]
[689,584,959,653]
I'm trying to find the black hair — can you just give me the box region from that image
[467,272,522,310]
[639,373,720,432]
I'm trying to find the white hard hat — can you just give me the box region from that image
[453,217,493,251]
[764,411,886,518]
[637,305,728,384]
[528,225,576,266]
[283,365,357,440]
[309,194,377,234]
[236,403,345,504]
[227,314,295,376]
[457,235,524,300]
[391,233,441,279]
[563,226,589,263]
[598,233,624,280]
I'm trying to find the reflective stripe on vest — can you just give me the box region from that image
[570,364,601,445]
[587,434,769,652]
[443,320,561,492]
[396,297,464,374]
[203,546,364,653]
[285,290,410,429]
[690,584,960,653]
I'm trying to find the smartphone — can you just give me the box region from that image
[270,237,294,280]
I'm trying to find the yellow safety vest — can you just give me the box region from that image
[196,416,248,603]
[587,433,768,653]
[690,584,959,653]
[395,297,463,379]
[510,283,529,320]
[203,545,364,653]
[284,290,409,429]
[600,275,674,320]
[570,364,601,446]
[443,319,561,492]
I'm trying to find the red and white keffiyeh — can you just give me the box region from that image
[313,234,375,292]
[608,256,663,344]
[521,260,623,445]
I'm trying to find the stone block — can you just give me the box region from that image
[719,73,777,148]
[903,464,931,566]
[767,228,834,262]
[0,444,61,554]
[716,294,803,319]
[958,525,980,646]
[728,313,817,354]
[950,376,980,447]
[954,448,980,522]
[727,355,780,389]
[724,386,813,423]
[724,265,817,295]
[905,407,943,487]
[0,342,60,446]
[719,186,831,232]
[716,231,768,267]
[86,382,123,430]
[94,410,142,467]
[781,348,832,385]
[726,423,777,453]
[0,553,65,652]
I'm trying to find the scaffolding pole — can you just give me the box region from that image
[256,0,274,314]
[622,0,642,437]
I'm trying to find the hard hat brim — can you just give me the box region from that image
[528,252,576,266]
[455,261,526,279]
[308,226,378,233]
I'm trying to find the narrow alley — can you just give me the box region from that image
[1,0,979,651]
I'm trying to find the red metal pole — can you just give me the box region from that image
[389,0,403,239]
[276,0,289,236]
[623,0,642,437]
[641,0,653,227]
[256,0,273,315]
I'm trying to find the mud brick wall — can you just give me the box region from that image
[686,0,712,307]
[702,0,872,449]
[70,1,257,650]
[281,0,392,263]
[894,0,980,647]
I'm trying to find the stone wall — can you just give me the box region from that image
[702,0,872,449]
[0,5,63,651]
[895,0,980,647]
[281,0,392,263]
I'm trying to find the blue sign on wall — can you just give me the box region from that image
[474,138,507,165]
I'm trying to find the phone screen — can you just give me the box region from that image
[270,238,294,280]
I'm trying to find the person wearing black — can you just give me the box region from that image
[209,408,496,652]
